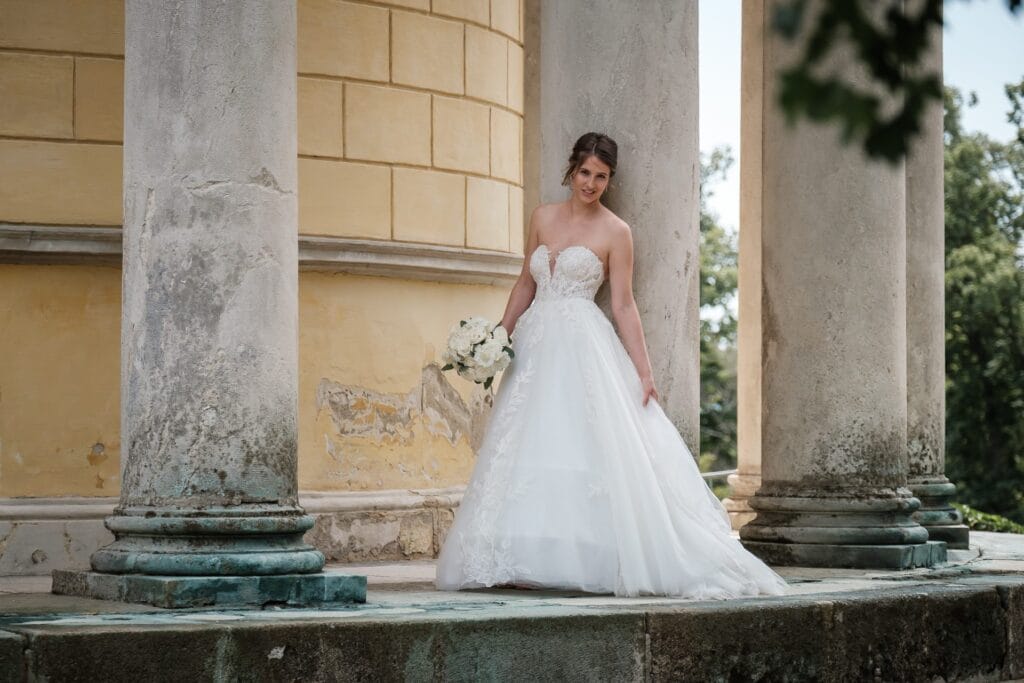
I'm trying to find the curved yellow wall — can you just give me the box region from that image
[0,0,523,499]
[0,0,525,247]
[297,0,525,254]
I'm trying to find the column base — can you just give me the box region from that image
[91,507,326,576]
[740,540,947,569]
[909,479,971,550]
[723,472,761,531]
[741,487,944,568]
[52,568,366,609]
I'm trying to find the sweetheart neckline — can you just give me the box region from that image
[535,243,604,278]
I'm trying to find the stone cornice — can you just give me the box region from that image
[0,225,123,266]
[0,488,466,520]
[299,236,521,285]
[0,224,522,285]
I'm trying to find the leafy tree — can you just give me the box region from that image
[699,147,739,473]
[944,83,1024,521]
[772,0,1022,162]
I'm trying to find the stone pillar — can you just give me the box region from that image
[525,0,701,446]
[52,0,364,607]
[724,0,765,529]
[738,0,944,568]
[905,9,969,548]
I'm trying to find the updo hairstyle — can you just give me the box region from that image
[561,132,618,186]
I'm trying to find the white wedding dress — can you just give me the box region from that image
[436,244,788,598]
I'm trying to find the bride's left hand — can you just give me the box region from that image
[641,376,659,406]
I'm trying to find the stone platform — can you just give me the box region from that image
[2,532,1024,681]
[50,569,367,609]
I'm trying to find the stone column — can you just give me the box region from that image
[738,0,944,568]
[724,1,766,528]
[524,0,701,446]
[52,0,363,607]
[905,9,969,548]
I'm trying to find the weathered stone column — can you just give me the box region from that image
[524,0,701,445]
[738,0,944,568]
[905,11,969,548]
[724,1,766,528]
[52,0,364,607]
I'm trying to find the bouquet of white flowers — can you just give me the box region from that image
[441,316,514,389]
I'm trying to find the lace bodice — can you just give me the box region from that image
[530,244,605,302]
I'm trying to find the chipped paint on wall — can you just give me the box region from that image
[2,267,510,497]
[313,364,492,489]
[299,272,509,491]
[317,365,489,449]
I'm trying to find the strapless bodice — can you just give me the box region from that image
[529,244,605,302]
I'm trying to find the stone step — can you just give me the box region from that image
[1,575,1023,681]
[2,533,1023,681]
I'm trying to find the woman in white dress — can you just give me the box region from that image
[436,133,788,598]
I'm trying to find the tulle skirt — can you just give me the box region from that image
[436,297,788,598]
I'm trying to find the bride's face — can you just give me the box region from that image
[571,155,611,204]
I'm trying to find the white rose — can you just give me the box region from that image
[464,316,490,344]
[448,325,475,358]
[456,364,487,384]
[473,338,504,369]
[493,351,511,372]
[492,325,509,347]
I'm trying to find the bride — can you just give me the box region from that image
[436,132,787,598]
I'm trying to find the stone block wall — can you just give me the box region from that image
[296,0,525,253]
[0,0,124,226]
[0,0,525,250]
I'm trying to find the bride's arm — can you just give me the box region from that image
[498,209,540,335]
[608,225,659,406]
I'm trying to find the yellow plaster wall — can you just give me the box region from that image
[0,266,509,497]
[0,265,122,498]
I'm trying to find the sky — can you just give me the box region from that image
[698,0,1024,234]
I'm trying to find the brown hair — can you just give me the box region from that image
[561,132,618,186]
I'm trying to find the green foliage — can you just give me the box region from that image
[953,503,1024,534]
[699,147,739,471]
[772,0,1021,163]
[944,83,1024,523]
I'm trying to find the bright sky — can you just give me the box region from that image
[698,0,1024,233]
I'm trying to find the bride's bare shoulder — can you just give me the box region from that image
[529,202,565,238]
[531,202,562,222]
[599,209,631,243]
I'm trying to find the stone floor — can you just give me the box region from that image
[3,532,1016,603]
[2,532,1023,681]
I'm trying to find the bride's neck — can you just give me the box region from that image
[568,197,602,219]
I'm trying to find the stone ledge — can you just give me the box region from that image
[0,631,23,683]
[1,579,1021,681]
[51,569,367,609]
[0,224,522,285]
